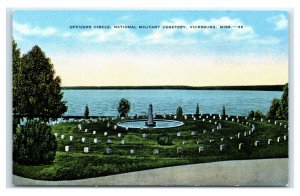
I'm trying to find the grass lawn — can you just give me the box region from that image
[13,115,288,181]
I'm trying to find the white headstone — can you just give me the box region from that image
[177,132,182,137]
[61,135,65,139]
[275,121,278,125]
[220,144,225,151]
[142,133,147,138]
[244,132,247,137]
[220,138,224,141]
[277,137,281,143]
[106,148,112,154]
[237,119,240,123]
[245,117,248,120]
[206,116,209,119]
[184,115,187,120]
[211,128,215,133]
[209,120,212,123]
[199,146,204,153]
[78,124,82,130]
[193,117,196,121]
[202,119,205,122]
[248,131,252,135]
[65,146,69,152]
[214,121,218,125]
[203,130,207,134]
[246,122,249,125]
[125,126,129,131]
[107,139,112,144]
[85,129,88,133]
[191,131,196,136]
[104,132,108,136]
[279,123,282,126]
[93,131,96,135]
[93,138,98,143]
[268,139,272,145]
[261,118,264,122]
[118,133,122,137]
[153,149,159,155]
[230,137,234,140]
[82,137,86,143]
[120,140,125,144]
[213,116,216,119]
[70,136,74,141]
[182,141,187,145]
[107,123,110,128]
[177,147,183,154]
[284,125,287,129]
[84,147,89,153]
[225,117,228,121]
[283,135,287,140]
[253,118,256,121]
[255,141,260,146]
[114,125,117,130]
[239,143,244,150]
[232,118,235,122]
[54,133,59,137]
[130,149,135,155]
[174,115,177,119]
[209,139,215,143]
[268,119,271,123]
[237,133,241,138]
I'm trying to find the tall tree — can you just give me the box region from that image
[195,103,200,117]
[278,83,288,119]
[176,106,183,118]
[118,98,131,117]
[84,105,89,119]
[266,98,281,119]
[13,44,67,119]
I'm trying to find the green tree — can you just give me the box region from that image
[278,83,288,119]
[254,110,264,118]
[84,105,89,119]
[266,98,281,119]
[222,106,226,116]
[13,120,57,165]
[195,103,200,117]
[176,106,183,117]
[118,98,131,117]
[248,110,255,118]
[12,39,22,131]
[13,44,67,119]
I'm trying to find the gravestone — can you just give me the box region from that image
[65,146,69,152]
[94,138,98,143]
[84,147,89,153]
[209,120,212,123]
[129,149,135,155]
[206,116,209,119]
[125,127,129,131]
[261,118,264,122]
[104,132,108,136]
[255,141,260,146]
[284,125,287,129]
[78,124,82,131]
[82,137,86,143]
[213,116,216,120]
[248,131,252,135]
[70,136,74,141]
[279,123,282,126]
[277,137,281,143]
[244,132,247,137]
[177,147,183,154]
[106,148,112,154]
[54,133,59,137]
[220,138,224,141]
[283,135,287,140]
[253,117,256,121]
[177,132,182,137]
[229,136,234,140]
[239,143,244,150]
[211,128,215,133]
[225,117,228,121]
[182,141,187,145]
[209,139,215,143]
[220,144,226,151]
[199,146,204,153]
[142,133,147,138]
[214,121,218,125]
[268,139,272,145]
[191,131,196,136]
[245,117,248,120]
[237,133,241,138]
[114,125,117,130]
[275,121,278,125]
[107,123,110,128]
[107,139,113,144]
[85,129,88,133]
[193,117,196,121]
[268,119,271,123]
[118,133,122,137]
[153,149,159,155]
[202,119,205,122]
[232,118,235,122]
[61,135,65,139]
[93,131,96,135]
[203,130,207,134]
[120,140,125,145]
[184,115,187,120]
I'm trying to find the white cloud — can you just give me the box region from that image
[267,14,288,31]
[13,21,57,36]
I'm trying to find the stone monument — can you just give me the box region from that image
[145,103,156,127]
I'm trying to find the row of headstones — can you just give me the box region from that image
[55,133,127,144]
[64,145,160,155]
[78,124,129,132]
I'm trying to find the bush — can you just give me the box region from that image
[176,106,183,118]
[84,105,89,119]
[118,98,131,117]
[266,98,281,119]
[13,120,57,165]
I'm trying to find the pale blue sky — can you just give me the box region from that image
[12,10,289,86]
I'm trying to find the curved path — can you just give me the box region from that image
[13,158,288,186]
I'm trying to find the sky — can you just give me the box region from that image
[12,10,289,86]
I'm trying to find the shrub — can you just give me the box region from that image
[13,120,57,165]
[176,106,183,118]
[266,98,281,119]
[84,105,89,119]
[118,98,131,117]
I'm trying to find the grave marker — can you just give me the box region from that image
[255,141,260,146]
[65,146,69,152]
[82,137,86,143]
[153,149,159,155]
[84,147,89,153]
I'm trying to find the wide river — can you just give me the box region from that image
[62,89,282,117]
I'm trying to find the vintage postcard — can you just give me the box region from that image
[12,10,289,186]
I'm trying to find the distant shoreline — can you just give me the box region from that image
[62,85,284,91]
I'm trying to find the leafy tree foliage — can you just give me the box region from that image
[195,103,200,117]
[266,98,281,119]
[84,105,89,119]
[254,110,264,118]
[13,120,57,165]
[118,98,131,117]
[176,106,183,117]
[278,83,288,119]
[248,110,255,118]
[13,44,67,119]
[157,133,172,145]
